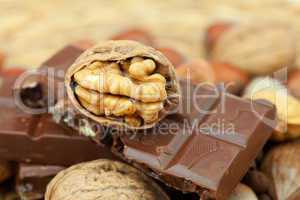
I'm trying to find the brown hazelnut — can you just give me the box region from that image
[72,39,95,50]
[176,60,248,94]
[205,22,233,54]
[157,47,185,67]
[211,22,297,75]
[111,28,155,46]
[228,183,258,200]
[211,62,249,94]
[261,142,300,200]
[45,159,169,200]
[0,52,5,69]
[288,69,300,100]
[176,59,215,84]
[0,67,25,77]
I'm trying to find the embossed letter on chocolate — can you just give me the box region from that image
[118,82,276,200]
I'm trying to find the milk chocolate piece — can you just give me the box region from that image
[16,164,65,200]
[116,82,276,200]
[18,42,91,108]
[0,75,116,166]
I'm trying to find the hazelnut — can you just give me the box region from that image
[205,22,233,53]
[261,142,300,200]
[0,52,5,69]
[228,183,258,200]
[176,59,215,84]
[45,159,169,200]
[72,39,95,50]
[157,47,185,67]
[211,62,249,94]
[0,67,25,77]
[176,60,248,94]
[211,22,297,75]
[288,69,300,100]
[111,28,155,46]
[244,77,300,141]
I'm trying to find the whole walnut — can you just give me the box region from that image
[45,159,169,200]
[210,22,297,75]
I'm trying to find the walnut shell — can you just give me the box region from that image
[211,22,297,75]
[65,40,180,130]
[45,159,169,200]
[261,142,300,200]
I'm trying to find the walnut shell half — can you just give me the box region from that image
[45,159,169,200]
[65,40,180,130]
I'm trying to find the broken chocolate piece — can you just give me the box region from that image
[17,42,91,109]
[116,82,276,200]
[0,75,116,166]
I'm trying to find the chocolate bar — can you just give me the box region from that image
[16,163,65,200]
[115,82,276,200]
[18,44,276,199]
[18,41,91,109]
[0,75,116,166]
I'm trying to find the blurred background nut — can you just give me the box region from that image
[228,183,258,200]
[45,159,169,200]
[176,59,215,84]
[156,47,185,67]
[205,21,233,53]
[0,52,5,70]
[110,28,155,46]
[288,69,300,100]
[0,67,25,78]
[0,160,12,183]
[261,142,300,200]
[176,59,248,94]
[210,62,249,94]
[72,39,95,50]
[244,77,300,141]
[210,22,297,75]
